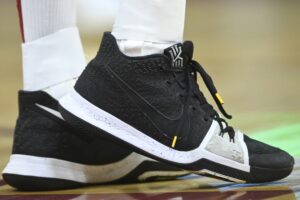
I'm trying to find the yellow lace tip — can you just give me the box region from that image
[215,93,224,104]
[172,136,177,148]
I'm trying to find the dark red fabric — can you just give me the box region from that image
[16,0,25,42]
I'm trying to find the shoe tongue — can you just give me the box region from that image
[164,41,194,71]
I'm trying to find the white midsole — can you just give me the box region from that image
[59,89,250,173]
[3,154,180,183]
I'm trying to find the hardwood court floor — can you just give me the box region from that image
[0,0,299,199]
[0,114,300,200]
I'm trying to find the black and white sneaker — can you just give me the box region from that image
[59,32,294,183]
[2,91,188,191]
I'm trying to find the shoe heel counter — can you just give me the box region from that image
[11,92,37,155]
[12,106,99,162]
[12,92,132,164]
[74,31,132,108]
[12,108,62,156]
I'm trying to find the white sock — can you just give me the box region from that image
[19,0,86,100]
[21,0,76,42]
[112,0,186,56]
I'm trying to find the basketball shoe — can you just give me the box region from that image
[59,32,294,183]
[2,91,188,191]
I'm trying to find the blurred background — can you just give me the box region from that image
[0,0,300,168]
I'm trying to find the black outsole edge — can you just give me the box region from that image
[58,104,294,183]
[2,174,85,191]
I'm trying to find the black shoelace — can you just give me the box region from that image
[171,60,235,148]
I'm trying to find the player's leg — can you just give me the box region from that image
[59,0,294,183]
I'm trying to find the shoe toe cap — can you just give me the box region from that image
[244,135,294,182]
[249,150,294,169]
[244,135,294,169]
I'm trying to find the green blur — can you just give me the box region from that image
[251,124,300,157]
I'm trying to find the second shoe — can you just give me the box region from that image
[2,91,188,191]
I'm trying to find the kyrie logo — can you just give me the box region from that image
[169,45,183,68]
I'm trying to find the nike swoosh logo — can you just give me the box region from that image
[35,103,64,120]
[106,65,188,140]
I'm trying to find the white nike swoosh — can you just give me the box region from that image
[35,103,64,120]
